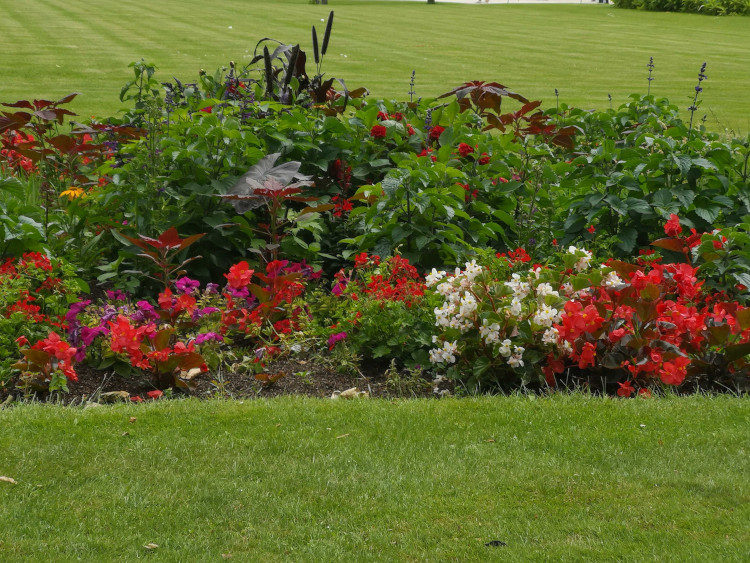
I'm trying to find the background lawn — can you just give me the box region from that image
[1,395,748,560]
[1,0,749,133]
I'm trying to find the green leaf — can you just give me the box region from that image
[472,356,491,378]
[372,345,391,358]
[724,342,750,363]
[615,227,638,253]
[694,206,720,223]
[623,198,652,215]
[674,189,695,209]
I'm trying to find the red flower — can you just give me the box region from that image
[391,112,403,121]
[225,261,254,289]
[376,111,389,121]
[577,341,596,369]
[617,381,635,397]
[429,126,445,141]
[664,214,682,238]
[15,335,29,347]
[146,390,164,400]
[587,225,596,234]
[158,288,174,311]
[370,125,387,138]
[638,388,652,398]
[418,148,437,162]
[609,327,628,343]
[478,153,490,165]
[458,143,474,157]
[659,357,690,385]
[131,395,144,403]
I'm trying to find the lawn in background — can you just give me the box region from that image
[1,395,748,560]
[2,0,749,133]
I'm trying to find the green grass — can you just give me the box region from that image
[1,1,750,133]
[1,395,748,560]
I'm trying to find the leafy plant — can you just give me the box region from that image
[114,227,205,290]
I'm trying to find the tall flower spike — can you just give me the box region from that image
[646,56,655,96]
[687,62,707,142]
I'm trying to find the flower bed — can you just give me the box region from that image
[1,15,749,400]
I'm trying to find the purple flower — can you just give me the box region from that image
[225,286,250,299]
[81,325,108,346]
[194,332,224,345]
[132,300,159,322]
[205,283,220,294]
[106,289,128,301]
[175,276,200,295]
[327,331,347,349]
[331,282,346,296]
[65,300,91,324]
[191,307,220,321]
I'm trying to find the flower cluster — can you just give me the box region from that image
[544,237,750,392]
[427,253,571,386]
[0,130,35,173]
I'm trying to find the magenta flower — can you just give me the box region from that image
[328,331,347,350]
[175,276,200,294]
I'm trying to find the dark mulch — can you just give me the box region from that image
[1,358,454,406]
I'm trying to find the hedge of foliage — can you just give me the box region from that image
[613,0,749,15]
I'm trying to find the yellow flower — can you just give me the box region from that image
[60,187,85,200]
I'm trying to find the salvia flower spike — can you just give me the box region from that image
[687,62,707,142]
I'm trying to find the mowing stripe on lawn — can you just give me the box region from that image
[2,0,749,133]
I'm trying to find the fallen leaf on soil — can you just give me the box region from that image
[99,391,130,403]
[179,368,202,381]
[333,387,370,400]
[129,417,137,424]
[0,476,18,485]
[255,372,285,384]
[143,543,159,550]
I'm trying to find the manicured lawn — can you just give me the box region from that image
[2,0,749,132]
[1,395,748,560]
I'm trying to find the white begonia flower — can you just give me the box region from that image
[429,348,443,364]
[536,282,554,297]
[542,327,559,346]
[456,319,474,333]
[480,320,501,345]
[463,259,483,282]
[560,340,573,354]
[507,354,524,368]
[436,281,454,297]
[504,273,531,299]
[561,282,574,296]
[442,340,458,363]
[602,270,623,288]
[498,339,512,357]
[530,265,543,279]
[508,297,523,317]
[532,304,559,328]
[459,291,478,317]
[426,268,446,287]
[567,245,593,272]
